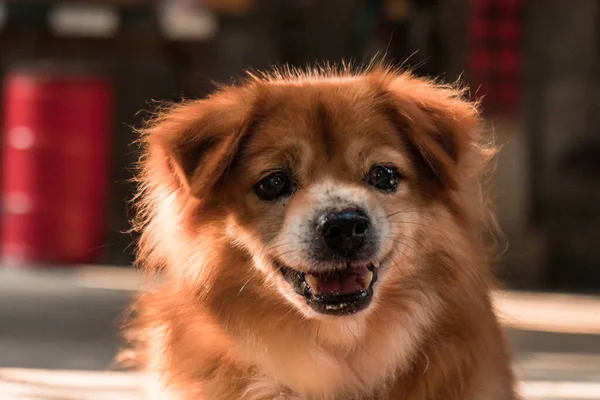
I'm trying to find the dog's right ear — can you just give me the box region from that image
[141,89,259,201]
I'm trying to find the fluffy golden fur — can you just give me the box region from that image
[123,64,517,400]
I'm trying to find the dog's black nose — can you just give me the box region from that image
[320,209,370,257]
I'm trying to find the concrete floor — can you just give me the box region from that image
[1,267,599,400]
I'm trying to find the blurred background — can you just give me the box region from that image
[0,1,598,399]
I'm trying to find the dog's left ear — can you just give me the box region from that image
[378,73,484,190]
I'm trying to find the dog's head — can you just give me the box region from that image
[138,67,493,321]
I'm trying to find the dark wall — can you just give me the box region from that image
[526,0,600,288]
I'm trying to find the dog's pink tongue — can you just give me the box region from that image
[317,266,368,295]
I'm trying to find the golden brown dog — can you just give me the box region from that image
[124,64,517,400]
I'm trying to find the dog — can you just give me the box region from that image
[123,64,517,400]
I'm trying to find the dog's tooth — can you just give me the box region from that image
[305,274,319,293]
[362,270,374,289]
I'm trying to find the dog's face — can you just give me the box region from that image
[143,69,485,321]
[223,86,424,318]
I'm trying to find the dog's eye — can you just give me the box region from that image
[368,165,401,192]
[255,171,292,201]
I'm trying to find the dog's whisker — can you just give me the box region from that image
[386,207,452,219]
[388,220,450,237]
[385,205,427,218]
[384,231,423,246]
[264,242,295,253]
[386,245,416,271]
[237,275,255,297]
[389,238,418,254]
[388,219,443,230]
[272,249,297,261]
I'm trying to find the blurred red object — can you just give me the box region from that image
[1,65,113,265]
[468,0,523,114]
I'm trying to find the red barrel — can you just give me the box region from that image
[1,66,113,265]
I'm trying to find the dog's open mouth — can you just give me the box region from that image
[277,261,378,316]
